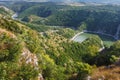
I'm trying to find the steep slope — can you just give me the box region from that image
[0,14,104,80]
[0,16,41,80]
[90,41,120,80]
[91,65,120,80]
[0,5,120,80]
[0,2,120,79]
[0,6,13,16]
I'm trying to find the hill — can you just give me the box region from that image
[0,2,120,80]
[0,13,120,80]
[0,14,103,80]
[10,2,120,39]
[1,0,120,4]
[0,6,13,16]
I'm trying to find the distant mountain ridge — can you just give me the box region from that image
[1,0,120,4]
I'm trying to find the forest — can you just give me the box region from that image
[0,1,120,80]
[8,2,120,39]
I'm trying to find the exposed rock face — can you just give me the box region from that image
[0,28,16,38]
[20,48,44,80]
[20,48,38,67]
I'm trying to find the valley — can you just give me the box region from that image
[0,1,120,80]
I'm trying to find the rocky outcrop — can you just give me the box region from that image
[20,48,38,67]
[0,28,16,39]
[20,48,44,80]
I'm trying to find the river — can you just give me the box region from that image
[71,31,116,47]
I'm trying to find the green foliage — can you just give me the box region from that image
[61,36,101,64]
[2,5,119,79]
[0,33,21,62]
[78,22,87,31]
[95,41,120,66]
[16,2,66,18]
[45,5,120,36]
[16,64,39,80]
[75,62,92,80]
[13,2,120,38]
[0,62,38,80]
[110,55,119,63]
[43,65,66,80]
[37,53,66,80]
[21,16,30,22]
[68,62,92,80]
[24,23,52,32]
[21,29,42,54]
[0,7,10,16]
[57,28,75,38]
[0,19,22,34]
[0,62,19,80]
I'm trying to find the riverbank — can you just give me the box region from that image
[71,30,116,47]
[84,30,116,40]
[71,30,117,42]
[70,32,84,40]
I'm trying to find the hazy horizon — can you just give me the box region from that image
[1,0,120,3]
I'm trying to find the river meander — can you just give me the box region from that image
[73,32,116,47]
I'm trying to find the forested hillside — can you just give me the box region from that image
[8,2,120,39]
[0,1,120,80]
[0,6,13,16]
[0,14,119,80]
[0,14,101,80]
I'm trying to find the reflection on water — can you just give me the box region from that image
[73,34,87,43]
[73,32,116,47]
